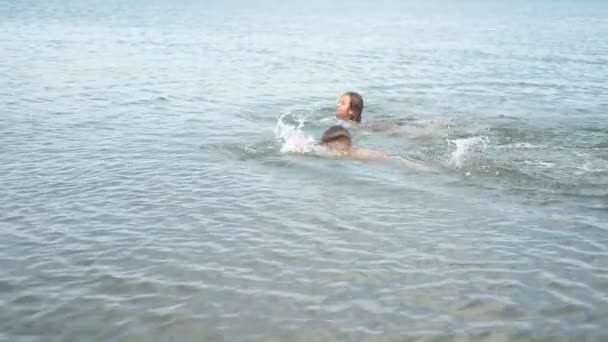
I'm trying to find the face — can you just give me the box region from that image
[336,95,352,120]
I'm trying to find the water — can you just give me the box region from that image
[1,0,608,340]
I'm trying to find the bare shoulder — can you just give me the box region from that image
[349,148,390,161]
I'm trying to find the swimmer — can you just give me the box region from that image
[319,125,437,172]
[334,91,449,139]
[320,125,388,160]
[336,91,364,123]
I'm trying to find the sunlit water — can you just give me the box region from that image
[2,0,608,340]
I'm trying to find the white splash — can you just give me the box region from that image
[274,113,318,154]
[576,160,607,174]
[448,136,489,168]
[498,142,546,150]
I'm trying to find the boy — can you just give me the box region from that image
[320,125,437,172]
[320,125,387,160]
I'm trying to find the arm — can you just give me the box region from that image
[348,147,390,161]
[348,148,439,172]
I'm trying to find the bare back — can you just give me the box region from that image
[348,147,390,161]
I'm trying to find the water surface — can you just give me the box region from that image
[1,0,608,340]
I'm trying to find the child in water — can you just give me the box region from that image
[335,91,451,139]
[319,125,436,172]
[320,125,387,160]
[335,91,364,123]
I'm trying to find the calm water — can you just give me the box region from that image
[2,0,608,340]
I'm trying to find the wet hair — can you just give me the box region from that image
[321,125,352,146]
[343,91,364,122]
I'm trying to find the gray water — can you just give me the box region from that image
[2,0,608,340]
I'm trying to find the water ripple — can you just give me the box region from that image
[2,1,608,340]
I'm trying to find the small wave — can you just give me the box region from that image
[522,160,556,169]
[221,142,277,160]
[274,113,325,155]
[562,187,608,199]
[591,141,608,149]
[448,136,490,168]
[498,142,547,150]
[575,161,607,174]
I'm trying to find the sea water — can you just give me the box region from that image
[1,0,608,340]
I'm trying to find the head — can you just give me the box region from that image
[336,91,364,122]
[320,125,352,152]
